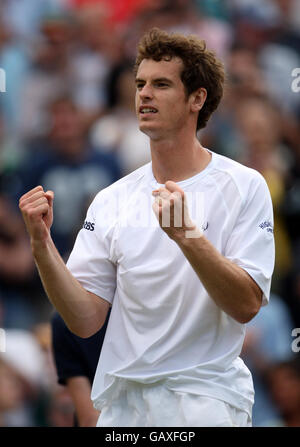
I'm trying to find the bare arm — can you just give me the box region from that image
[176,234,262,323]
[152,181,262,324]
[66,376,99,427]
[19,186,109,338]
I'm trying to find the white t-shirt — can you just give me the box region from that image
[66,150,275,417]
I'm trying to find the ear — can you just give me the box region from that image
[190,88,207,113]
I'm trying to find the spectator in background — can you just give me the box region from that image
[0,0,66,42]
[201,44,268,161]
[235,97,293,289]
[0,107,51,330]
[51,310,110,426]
[125,0,232,61]
[66,0,151,29]
[0,328,49,426]
[0,0,298,428]
[90,61,150,175]
[15,95,122,258]
[0,18,29,135]
[228,0,300,115]
[18,13,73,140]
[0,106,27,184]
[280,137,300,330]
[0,308,30,426]
[203,62,294,292]
[275,0,300,35]
[0,358,26,426]
[281,268,300,331]
[195,0,229,22]
[46,385,75,427]
[226,45,267,103]
[70,5,114,123]
[241,294,296,426]
[0,197,34,286]
[0,194,40,329]
[264,358,300,426]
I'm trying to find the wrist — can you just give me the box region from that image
[173,226,203,247]
[31,234,53,256]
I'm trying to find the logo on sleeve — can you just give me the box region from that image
[259,221,273,233]
[83,221,95,231]
[201,222,209,231]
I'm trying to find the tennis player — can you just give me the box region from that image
[19,28,275,426]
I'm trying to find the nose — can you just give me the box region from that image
[139,83,154,100]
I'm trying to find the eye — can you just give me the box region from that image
[136,83,144,90]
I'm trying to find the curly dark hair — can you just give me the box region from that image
[134,28,225,131]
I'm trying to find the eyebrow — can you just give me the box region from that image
[135,77,173,84]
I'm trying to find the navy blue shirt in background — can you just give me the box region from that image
[51,309,110,387]
[12,143,122,257]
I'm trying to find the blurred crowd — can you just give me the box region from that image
[0,0,300,427]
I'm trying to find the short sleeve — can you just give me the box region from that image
[66,192,117,304]
[224,173,275,306]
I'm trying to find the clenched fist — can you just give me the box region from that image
[19,186,54,243]
[152,180,202,241]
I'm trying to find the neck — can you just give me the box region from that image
[150,132,211,184]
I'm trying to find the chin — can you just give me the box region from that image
[139,122,162,140]
[139,123,153,137]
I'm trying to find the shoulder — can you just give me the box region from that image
[92,163,151,205]
[212,152,266,185]
[210,152,270,202]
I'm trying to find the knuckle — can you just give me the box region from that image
[27,207,35,216]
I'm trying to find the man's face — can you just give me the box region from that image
[50,100,82,142]
[135,57,191,140]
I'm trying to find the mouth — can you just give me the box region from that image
[139,106,158,115]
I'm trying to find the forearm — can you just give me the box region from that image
[32,236,108,337]
[67,377,100,427]
[177,233,262,323]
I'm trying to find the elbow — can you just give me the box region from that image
[67,320,103,339]
[70,328,96,339]
[235,297,262,324]
[234,281,263,324]
[69,327,97,339]
[236,308,259,324]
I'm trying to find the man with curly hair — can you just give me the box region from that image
[19,28,275,426]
